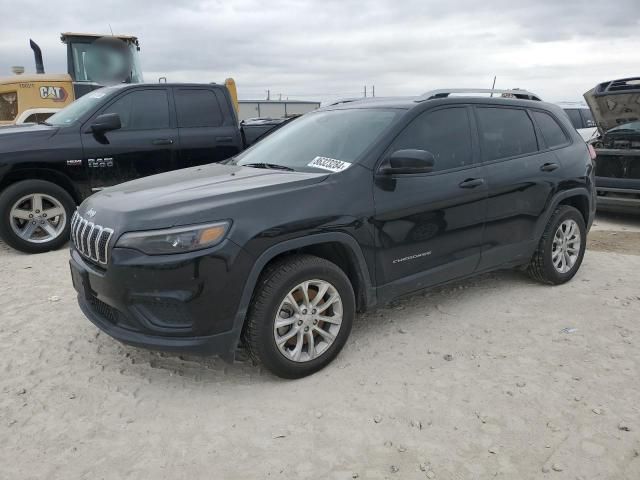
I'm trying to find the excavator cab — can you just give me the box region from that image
[0,33,142,125]
[60,32,143,98]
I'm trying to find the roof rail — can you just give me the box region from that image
[327,97,362,106]
[418,88,542,102]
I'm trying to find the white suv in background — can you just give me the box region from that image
[557,103,598,141]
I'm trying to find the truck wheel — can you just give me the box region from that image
[527,205,586,285]
[244,254,355,379]
[0,180,75,254]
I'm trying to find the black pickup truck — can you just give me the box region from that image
[0,83,276,253]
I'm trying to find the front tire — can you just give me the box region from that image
[0,180,75,253]
[527,205,586,284]
[244,254,355,379]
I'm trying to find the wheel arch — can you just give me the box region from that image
[230,233,376,347]
[557,194,590,226]
[535,188,593,239]
[0,167,82,205]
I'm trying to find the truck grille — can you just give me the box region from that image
[71,211,114,264]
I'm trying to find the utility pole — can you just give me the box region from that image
[266,89,270,100]
[364,85,367,98]
[372,85,375,97]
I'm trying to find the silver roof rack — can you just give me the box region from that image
[327,97,361,106]
[418,88,542,102]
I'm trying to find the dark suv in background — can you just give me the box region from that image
[0,83,277,253]
[70,88,596,378]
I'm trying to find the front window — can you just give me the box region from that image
[71,41,143,84]
[46,87,119,127]
[232,109,401,173]
[0,91,18,121]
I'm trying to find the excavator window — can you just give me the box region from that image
[0,92,18,121]
[70,41,143,84]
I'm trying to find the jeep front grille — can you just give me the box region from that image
[71,211,114,264]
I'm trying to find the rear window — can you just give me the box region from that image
[531,111,569,148]
[476,107,538,161]
[175,89,223,127]
[564,109,583,129]
[581,108,595,127]
[0,91,18,121]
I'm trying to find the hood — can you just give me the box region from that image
[80,162,328,231]
[0,122,57,137]
[0,123,59,153]
[584,78,640,135]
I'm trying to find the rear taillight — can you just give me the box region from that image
[588,144,597,161]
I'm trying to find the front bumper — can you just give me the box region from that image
[70,240,254,359]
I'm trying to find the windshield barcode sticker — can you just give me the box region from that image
[308,157,352,172]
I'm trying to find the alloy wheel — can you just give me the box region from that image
[9,193,67,244]
[551,219,581,274]
[273,279,343,362]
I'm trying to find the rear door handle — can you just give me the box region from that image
[152,138,174,145]
[540,162,559,172]
[459,178,485,189]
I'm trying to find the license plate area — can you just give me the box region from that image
[70,262,92,299]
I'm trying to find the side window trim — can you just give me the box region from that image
[472,104,541,165]
[375,105,478,176]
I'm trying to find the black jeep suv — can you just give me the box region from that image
[70,89,596,378]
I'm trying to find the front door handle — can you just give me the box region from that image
[216,136,234,143]
[540,162,559,172]
[459,178,485,189]
[152,138,174,145]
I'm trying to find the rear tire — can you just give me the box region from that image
[527,205,586,285]
[243,254,355,379]
[0,180,75,254]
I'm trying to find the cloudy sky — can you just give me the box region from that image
[1,0,639,104]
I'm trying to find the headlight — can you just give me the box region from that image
[116,221,230,255]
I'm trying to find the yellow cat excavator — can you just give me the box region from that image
[0,33,240,125]
[0,33,145,125]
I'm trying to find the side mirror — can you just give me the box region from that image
[90,113,121,134]
[379,149,435,175]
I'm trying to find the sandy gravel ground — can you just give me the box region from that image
[1,213,639,479]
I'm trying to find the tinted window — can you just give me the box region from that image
[476,107,538,161]
[175,89,223,127]
[564,109,583,129]
[580,108,595,127]
[532,111,568,148]
[391,107,473,171]
[102,90,170,130]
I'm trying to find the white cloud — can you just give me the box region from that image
[1,0,639,104]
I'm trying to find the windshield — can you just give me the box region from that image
[46,87,118,127]
[71,41,143,84]
[232,109,402,173]
[607,120,640,134]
